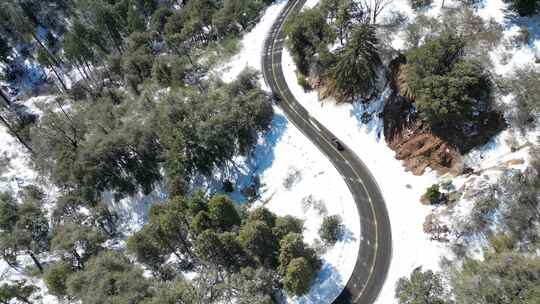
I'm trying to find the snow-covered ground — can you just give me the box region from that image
[0,127,36,194]
[0,96,60,304]
[217,0,288,82]
[257,109,361,304]
[1,0,538,303]
[278,0,540,303]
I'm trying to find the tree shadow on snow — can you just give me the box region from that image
[296,263,345,304]
[101,113,287,235]
[472,0,540,48]
[340,226,357,244]
[190,112,288,203]
[102,183,168,235]
[349,88,391,143]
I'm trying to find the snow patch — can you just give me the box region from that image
[217,0,288,82]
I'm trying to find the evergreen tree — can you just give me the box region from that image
[0,280,38,304]
[51,222,105,270]
[228,267,279,304]
[194,230,247,270]
[43,262,73,299]
[328,24,380,101]
[395,267,449,304]
[66,251,153,304]
[248,207,277,228]
[207,195,241,231]
[285,8,335,75]
[238,220,278,267]
[143,279,201,304]
[156,69,273,193]
[283,257,317,296]
[319,215,344,245]
[273,215,304,240]
[451,251,540,304]
[278,233,320,276]
[0,191,49,273]
[126,225,168,276]
[505,0,540,16]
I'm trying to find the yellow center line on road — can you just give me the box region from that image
[264,1,385,302]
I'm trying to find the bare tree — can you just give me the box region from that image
[358,0,393,24]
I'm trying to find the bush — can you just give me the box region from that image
[44,263,72,298]
[424,185,441,204]
[319,215,344,245]
[283,168,301,190]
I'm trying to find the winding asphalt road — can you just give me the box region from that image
[261,1,392,303]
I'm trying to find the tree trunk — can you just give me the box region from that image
[31,32,61,66]
[28,251,43,273]
[76,62,92,84]
[0,89,11,106]
[72,248,84,269]
[49,63,68,92]
[0,115,34,154]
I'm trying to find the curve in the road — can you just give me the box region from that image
[261,1,392,303]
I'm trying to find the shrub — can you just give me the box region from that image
[44,263,72,298]
[424,185,441,204]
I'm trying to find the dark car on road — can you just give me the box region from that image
[272,93,281,104]
[332,138,345,151]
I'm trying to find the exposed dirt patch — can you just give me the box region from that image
[382,54,505,175]
[388,120,462,175]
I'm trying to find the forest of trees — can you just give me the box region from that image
[34,192,320,302]
[0,0,538,303]
[285,0,506,154]
[0,0,326,302]
[0,0,278,202]
[285,0,384,102]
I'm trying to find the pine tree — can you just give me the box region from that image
[329,24,380,102]
[0,190,49,273]
[0,280,39,304]
[66,251,153,304]
[395,267,449,304]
